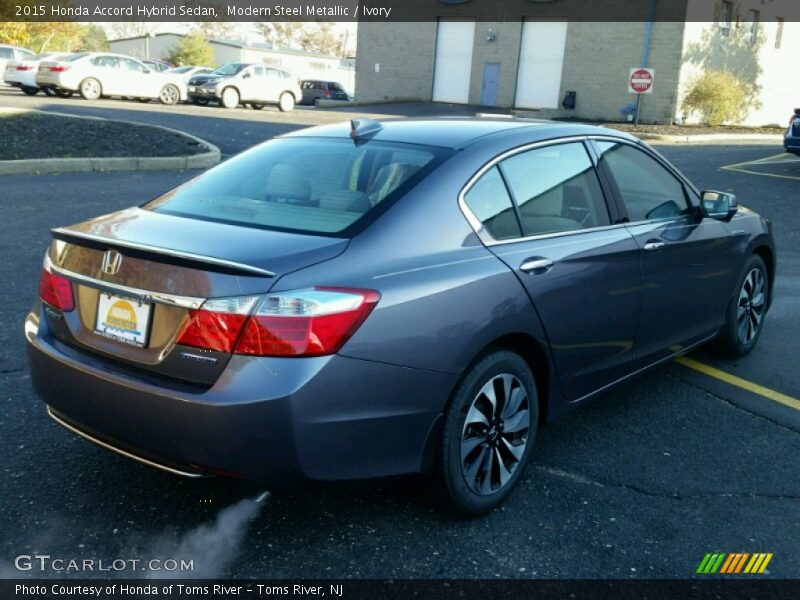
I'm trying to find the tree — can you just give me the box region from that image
[297,23,343,56]
[166,31,215,67]
[256,22,303,48]
[195,22,238,42]
[0,22,82,53]
[76,24,109,52]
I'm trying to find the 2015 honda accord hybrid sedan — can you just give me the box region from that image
[26,118,775,514]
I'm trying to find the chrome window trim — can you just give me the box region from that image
[458,135,626,247]
[47,255,206,309]
[51,228,275,278]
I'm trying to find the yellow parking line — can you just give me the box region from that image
[721,165,800,182]
[674,355,800,411]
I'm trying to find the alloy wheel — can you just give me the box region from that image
[160,85,179,105]
[737,267,766,344]
[460,374,530,495]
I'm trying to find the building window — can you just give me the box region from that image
[775,17,784,49]
[748,10,760,44]
[719,1,733,37]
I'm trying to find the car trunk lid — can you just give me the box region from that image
[46,207,349,385]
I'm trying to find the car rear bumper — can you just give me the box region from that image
[784,135,800,155]
[26,301,454,486]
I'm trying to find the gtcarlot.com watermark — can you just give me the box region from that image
[14,554,194,574]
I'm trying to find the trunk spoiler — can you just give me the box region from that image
[51,228,275,278]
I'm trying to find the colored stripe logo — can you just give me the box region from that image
[697,553,773,574]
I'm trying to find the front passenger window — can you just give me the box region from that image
[594,142,690,222]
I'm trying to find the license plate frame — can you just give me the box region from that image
[94,292,153,348]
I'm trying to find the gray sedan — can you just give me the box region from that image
[26,118,775,515]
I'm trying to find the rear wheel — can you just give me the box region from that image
[79,78,101,100]
[434,350,537,515]
[714,255,769,357]
[159,84,180,105]
[220,87,240,109]
[136,97,151,103]
[278,92,295,112]
[21,86,39,96]
[192,97,209,106]
[250,102,265,110]
[54,89,73,98]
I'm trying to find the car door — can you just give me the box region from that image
[236,66,260,101]
[463,140,643,401]
[264,68,285,102]
[90,55,122,95]
[118,58,154,97]
[591,139,739,364]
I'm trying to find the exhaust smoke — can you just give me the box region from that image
[147,491,270,579]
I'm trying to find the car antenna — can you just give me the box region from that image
[350,118,383,140]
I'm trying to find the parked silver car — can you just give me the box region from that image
[36,52,186,105]
[187,62,302,111]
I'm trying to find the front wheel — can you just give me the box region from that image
[433,350,538,516]
[79,78,102,100]
[159,84,180,105]
[220,87,240,109]
[278,92,295,112]
[714,255,769,357]
[191,97,209,106]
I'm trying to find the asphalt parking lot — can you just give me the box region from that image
[1,88,798,579]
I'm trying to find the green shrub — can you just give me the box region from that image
[681,70,754,126]
[166,31,215,67]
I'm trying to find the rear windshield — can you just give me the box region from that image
[212,62,246,76]
[144,138,451,235]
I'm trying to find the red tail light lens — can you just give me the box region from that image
[50,65,70,73]
[16,65,33,71]
[39,267,74,311]
[176,296,258,353]
[236,288,379,357]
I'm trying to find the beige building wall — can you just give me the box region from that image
[679,0,800,126]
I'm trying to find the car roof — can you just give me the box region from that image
[282,117,638,150]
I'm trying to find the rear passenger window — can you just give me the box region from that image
[594,141,690,222]
[463,167,522,240]
[499,142,611,236]
[0,48,13,59]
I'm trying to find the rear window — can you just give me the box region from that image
[144,138,452,235]
[0,48,13,59]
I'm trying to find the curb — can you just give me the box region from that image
[0,108,221,176]
[605,130,784,144]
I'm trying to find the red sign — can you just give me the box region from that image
[629,68,654,94]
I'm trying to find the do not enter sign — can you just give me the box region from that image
[629,68,654,94]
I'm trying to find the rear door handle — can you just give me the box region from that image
[643,241,666,251]
[520,258,554,274]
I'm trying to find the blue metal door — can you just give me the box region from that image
[480,63,500,106]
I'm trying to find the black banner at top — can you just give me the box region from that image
[4,0,800,23]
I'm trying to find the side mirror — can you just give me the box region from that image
[242,72,251,79]
[700,190,738,221]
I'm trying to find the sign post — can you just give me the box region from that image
[628,68,654,126]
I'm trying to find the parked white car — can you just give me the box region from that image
[0,44,35,86]
[4,52,72,96]
[166,65,213,102]
[36,52,186,105]
[187,62,302,111]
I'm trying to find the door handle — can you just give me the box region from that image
[643,241,667,251]
[520,258,554,274]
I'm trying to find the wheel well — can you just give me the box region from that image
[753,245,775,292]
[485,333,550,426]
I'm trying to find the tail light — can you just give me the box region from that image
[50,65,70,73]
[176,288,379,357]
[39,265,75,312]
[323,89,331,98]
[16,65,33,71]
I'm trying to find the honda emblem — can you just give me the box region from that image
[101,250,123,276]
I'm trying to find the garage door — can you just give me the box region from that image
[432,20,475,104]
[514,21,568,109]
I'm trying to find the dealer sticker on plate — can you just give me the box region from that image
[95,293,152,347]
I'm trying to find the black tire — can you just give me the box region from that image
[713,254,769,357]
[54,89,73,98]
[159,84,180,105]
[250,103,265,110]
[21,86,39,96]
[192,97,209,106]
[137,97,151,103]
[433,350,538,516]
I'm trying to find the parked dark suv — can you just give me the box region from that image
[785,108,800,155]
[300,79,350,105]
